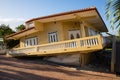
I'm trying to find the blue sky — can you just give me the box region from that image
[0,0,117,35]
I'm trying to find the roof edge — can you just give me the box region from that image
[6,6,108,39]
[94,8,108,32]
[26,7,97,23]
[6,27,35,39]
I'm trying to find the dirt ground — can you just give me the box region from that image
[0,55,118,80]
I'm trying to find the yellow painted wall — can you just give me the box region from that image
[20,32,39,47]
[62,21,81,40]
[20,20,101,48]
[38,22,64,44]
[20,22,64,47]
[83,21,100,36]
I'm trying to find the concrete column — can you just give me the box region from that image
[80,23,86,37]
[111,36,116,73]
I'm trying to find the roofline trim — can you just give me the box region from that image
[6,27,35,39]
[6,7,108,39]
[26,7,97,23]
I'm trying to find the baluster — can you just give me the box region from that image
[69,42,71,48]
[94,38,97,45]
[82,40,85,47]
[75,41,78,47]
[80,40,84,47]
[66,43,69,48]
[71,42,73,48]
[89,39,91,46]
[95,38,98,45]
[92,38,95,45]
[73,42,75,47]
[73,41,76,47]
[94,38,96,45]
[65,43,67,48]
[87,40,89,46]
[88,39,90,46]
[85,40,87,47]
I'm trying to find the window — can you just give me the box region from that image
[25,37,38,47]
[88,28,98,36]
[68,30,81,39]
[28,22,34,28]
[48,32,58,43]
[70,34,74,39]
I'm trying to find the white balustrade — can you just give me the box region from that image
[80,37,98,47]
[9,35,103,55]
[9,47,36,54]
[37,41,78,52]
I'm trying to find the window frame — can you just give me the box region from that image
[48,31,58,43]
[24,36,38,47]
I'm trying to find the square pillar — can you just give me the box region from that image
[80,22,86,37]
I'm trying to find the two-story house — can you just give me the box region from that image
[6,7,108,66]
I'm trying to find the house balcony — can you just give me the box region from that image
[7,35,108,57]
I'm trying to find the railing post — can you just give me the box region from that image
[97,35,103,49]
[35,46,38,52]
[77,39,81,49]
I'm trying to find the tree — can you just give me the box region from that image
[0,24,15,38]
[16,24,25,32]
[0,24,20,49]
[106,0,120,29]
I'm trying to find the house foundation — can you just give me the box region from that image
[44,52,92,66]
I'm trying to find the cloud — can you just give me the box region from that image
[0,18,26,30]
[0,18,25,23]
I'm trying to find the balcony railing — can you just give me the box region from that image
[8,35,105,56]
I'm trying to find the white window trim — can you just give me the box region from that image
[24,37,38,47]
[28,22,34,28]
[68,30,81,39]
[88,28,98,36]
[48,32,58,43]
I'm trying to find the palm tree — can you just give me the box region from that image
[106,0,120,29]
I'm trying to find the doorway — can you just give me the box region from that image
[68,30,81,40]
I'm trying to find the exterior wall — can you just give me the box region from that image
[83,21,100,36]
[44,52,92,66]
[20,22,64,48]
[19,20,101,48]
[38,22,64,44]
[45,53,80,66]
[20,32,39,48]
[84,26,89,37]
[62,22,81,40]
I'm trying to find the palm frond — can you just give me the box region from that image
[105,0,120,29]
[116,22,120,29]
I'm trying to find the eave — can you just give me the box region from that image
[6,7,108,40]
[6,27,37,40]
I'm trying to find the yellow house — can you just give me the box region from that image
[6,7,108,66]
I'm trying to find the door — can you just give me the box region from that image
[68,30,81,39]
